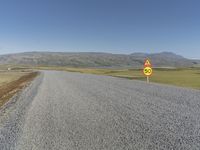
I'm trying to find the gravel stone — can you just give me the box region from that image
[0,71,200,149]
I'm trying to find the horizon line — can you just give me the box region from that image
[0,50,198,59]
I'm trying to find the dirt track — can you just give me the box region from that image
[0,71,200,149]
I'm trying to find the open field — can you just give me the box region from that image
[0,72,29,86]
[0,70,38,108]
[36,66,200,90]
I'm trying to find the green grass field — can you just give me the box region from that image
[36,66,200,90]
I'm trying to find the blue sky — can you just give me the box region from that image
[0,0,200,58]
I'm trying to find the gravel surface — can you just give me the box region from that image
[0,71,200,149]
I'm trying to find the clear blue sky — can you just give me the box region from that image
[0,0,200,58]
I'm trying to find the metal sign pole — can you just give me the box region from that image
[147,76,149,83]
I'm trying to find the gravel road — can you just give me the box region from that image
[0,71,200,150]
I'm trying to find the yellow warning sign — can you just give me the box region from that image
[143,66,153,76]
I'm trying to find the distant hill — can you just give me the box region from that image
[0,51,198,68]
[191,59,200,67]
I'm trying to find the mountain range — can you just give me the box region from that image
[0,51,199,68]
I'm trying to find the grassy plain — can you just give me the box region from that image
[0,66,38,107]
[37,66,200,90]
[0,72,29,86]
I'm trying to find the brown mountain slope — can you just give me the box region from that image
[0,51,197,68]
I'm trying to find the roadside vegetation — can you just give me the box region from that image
[36,66,200,90]
[0,68,38,108]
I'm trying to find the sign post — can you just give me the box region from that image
[143,59,153,83]
[147,76,149,83]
